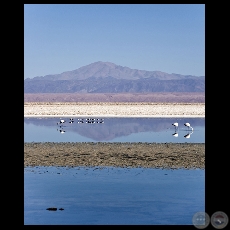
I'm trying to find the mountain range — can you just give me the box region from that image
[24,61,205,93]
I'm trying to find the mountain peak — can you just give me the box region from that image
[24,61,205,93]
[28,61,204,81]
[80,61,118,71]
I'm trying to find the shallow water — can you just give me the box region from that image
[24,166,205,225]
[24,117,205,225]
[24,117,205,143]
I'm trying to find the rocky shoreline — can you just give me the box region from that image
[24,142,205,169]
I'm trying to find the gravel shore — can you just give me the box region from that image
[24,142,205,169]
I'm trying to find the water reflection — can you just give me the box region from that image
[184,130,193,139]
[24,117,205,143]
[172,132,179,137]
[24,117,205,225]
[171,122,194,139]
[58,128,66,134]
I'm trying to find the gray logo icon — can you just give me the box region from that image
[192,212,210,229]
[211,211,228,229]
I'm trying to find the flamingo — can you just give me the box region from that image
[69,118,74,123]
[172,122,178,130]
[86,118,95,124]
[184,122,193,131]
[97,118,104,123]
[57,119,65,125]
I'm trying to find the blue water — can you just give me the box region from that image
[24,117,205,143]
[24,166,205,225]
[24,117,205,225]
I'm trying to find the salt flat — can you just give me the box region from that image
[24,102,205,117]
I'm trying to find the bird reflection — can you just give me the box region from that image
[172,132,178,137]
[184,130,193,138]
[57,128,66,134]
[172,122,179,137]
[56,117,105,134]
[57,122,66,133]
[171,122,194,138]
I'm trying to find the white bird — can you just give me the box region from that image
[184,122,193,131]
[57,119,65,125]
[172,122,178,130]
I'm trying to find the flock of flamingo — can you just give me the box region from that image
[57,118,105,133]
[172,122,193,138]
[56,118,194,138]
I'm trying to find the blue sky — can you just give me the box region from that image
[24,4,205,79]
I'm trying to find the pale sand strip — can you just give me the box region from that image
[24,102,205,118]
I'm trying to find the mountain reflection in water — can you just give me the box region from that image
[24,117,205,143]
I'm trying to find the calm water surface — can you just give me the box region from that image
[24,117,205,225]
[24,166,204,225]
[24,117,205,143]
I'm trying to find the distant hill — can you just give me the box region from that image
[24,61,205,93]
